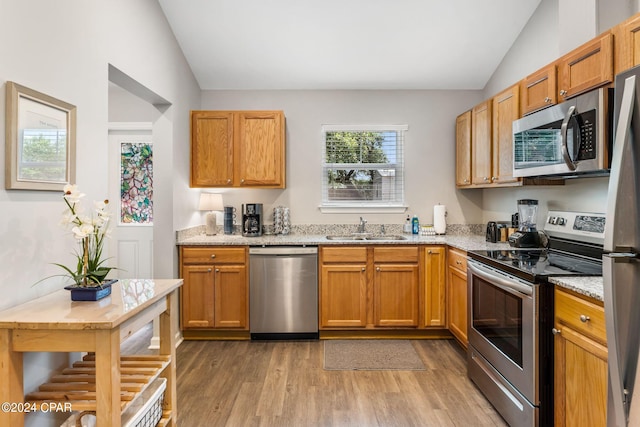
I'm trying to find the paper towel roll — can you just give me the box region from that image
[434,204,446,235]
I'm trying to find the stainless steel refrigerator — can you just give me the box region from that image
[605,64,640,426]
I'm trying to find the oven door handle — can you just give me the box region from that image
[468,261,533,296]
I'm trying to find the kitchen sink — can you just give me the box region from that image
[325,234,407,241]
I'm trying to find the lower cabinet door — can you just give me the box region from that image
[554,325,608,426]
[320,264,367,328]
[182,265,215,328]
[373,263,419,327]
[213,264,248,329]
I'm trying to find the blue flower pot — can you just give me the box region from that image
[64,279,117,301]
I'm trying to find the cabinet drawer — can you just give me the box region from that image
[373,246,419,263]
[321,246,367,263]
[181,246,246,264]
[555,288,606,344]
[448,248,467,272]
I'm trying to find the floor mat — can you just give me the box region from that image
[323,340,426,371]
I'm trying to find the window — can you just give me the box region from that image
[321,124,407,212]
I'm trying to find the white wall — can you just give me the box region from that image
[199,90,485,228]
[0,1,200,425]
[481,0,639,223]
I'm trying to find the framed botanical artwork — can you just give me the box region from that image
[5,81,76,191]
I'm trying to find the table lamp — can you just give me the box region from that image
[199,193,224,235]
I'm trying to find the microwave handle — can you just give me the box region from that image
[560,105,578,171]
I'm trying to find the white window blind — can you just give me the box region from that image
[321,124,407,210]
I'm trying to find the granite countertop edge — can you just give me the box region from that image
[549,276,604,302]
[176,231,603,301]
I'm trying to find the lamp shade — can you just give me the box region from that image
[199,193,224,211]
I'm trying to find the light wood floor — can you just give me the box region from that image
[123,325,508,427]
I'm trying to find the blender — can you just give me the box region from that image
[508,199,544,248]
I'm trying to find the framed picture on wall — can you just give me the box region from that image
[5,81,76,191]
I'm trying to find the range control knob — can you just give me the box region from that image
[548,216,557,225]
[557,217,566,226]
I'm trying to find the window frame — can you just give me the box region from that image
[320,124,408,213]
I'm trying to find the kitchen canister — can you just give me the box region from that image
[433,204,446,235]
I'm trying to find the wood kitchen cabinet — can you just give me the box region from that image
[180,246,249,334]
[320,245,426,330]
[471,100,492,186]
[554,287,607,427]
[521,63,557,115]
[557,32,614,101]
[447,247,468,347]
[373,246,420,327]
[491,84,520,185]
[613,12,640,75]
[190,110,285,188]
[320,246,368,328]
[423,246,446,327]
[455,110,472,187]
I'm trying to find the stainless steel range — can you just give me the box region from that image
[467,210,605,427]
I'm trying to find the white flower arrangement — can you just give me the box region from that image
[55,184,115,287]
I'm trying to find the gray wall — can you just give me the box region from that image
[0,1,200,425]
[199,90,485,227]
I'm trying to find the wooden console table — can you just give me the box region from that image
[0,279,183,427]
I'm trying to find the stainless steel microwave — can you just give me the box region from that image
[512,87,613,178]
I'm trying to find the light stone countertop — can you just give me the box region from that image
[176,226,603,301]
[549,276,604,302]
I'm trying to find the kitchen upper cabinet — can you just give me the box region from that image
[180,246,249,333]
[447,247,468,347]
[190,110,285,188]
[554,288,607,427]
[613,13,640,75]
[557,32,613,101]
[471,100,492,186]
[423,246,446,327]
[491,84,520,185]
[520,63,557,115]
[455,111,472,187]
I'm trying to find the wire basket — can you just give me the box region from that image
[125,377,166,427]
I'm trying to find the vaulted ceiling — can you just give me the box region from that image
[158,0,542,90]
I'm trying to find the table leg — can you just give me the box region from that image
[0,329,24,427]
[160,290,178,426]
[95,328,121,426]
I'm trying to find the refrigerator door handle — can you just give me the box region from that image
[605,75,636,252]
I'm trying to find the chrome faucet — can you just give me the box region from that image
[358,217,367,233]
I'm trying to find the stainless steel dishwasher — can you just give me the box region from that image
[249,246,319,340]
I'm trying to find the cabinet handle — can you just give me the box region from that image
[361,267,366,272]
[464,179,469,184]
[240,179,245,184]
[483,176,489,181]
[207,268,212,272]
[552,328,561,335]
[560,89,567,97]
[227,178,232,184]
[456,260,462,265]
[580,314,590,323]
[492,176,497,181]
[544,97,551,103]
[215,268,220,273]
[428,250,432,254]
[211,254,216,258]
[376,267,381,272]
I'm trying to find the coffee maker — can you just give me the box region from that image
[508,199,545,248]
[242,203,263,237]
